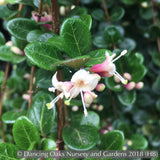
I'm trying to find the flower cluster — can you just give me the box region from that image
[47,50,131,116]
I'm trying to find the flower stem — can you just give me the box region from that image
[51,0,64,150]
[151,0,160,56]
[102,0,111,24]
[0,62,10,142]
[28,0,43,109]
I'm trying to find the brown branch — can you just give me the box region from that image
[102,0,111,24]
[64,104,69,126]
[151,0,160,55]
[51,0,64,151]
[0,62,10,142]
[28,0,43,109]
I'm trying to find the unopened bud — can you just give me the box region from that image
[24,73,30,79]
[124,82,135,90]
[11,46,24,55]
[84,92,94,105]
[60,6,65,16]
[97,105,104,111]
[123,72,132,81]
[96,83,105,92]
[6,41,13,46]
[100,129,108,134]
[135,82,144,89]
[123,146,127,150]
[127,140,133,146]
[72,106,79,112]
[141,2,148,8]
[22,94,30,100]
[114,75,121,83]
[92,104,97,110]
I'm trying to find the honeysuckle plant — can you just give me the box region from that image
[0,0,160,159]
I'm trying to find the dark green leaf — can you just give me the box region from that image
[66,7,87,17]
[0,143,18,160]
[151,52,160,67]
[62,125,98,150]
[80,14,92,30]
[0,32,6,45]
[28,92,56,136]
[119,38,136,51]
[100,130,124,150]
[110,7,125,22]
[91,9,105,21]
[152,75,160,94]
[103,25,121,44]
[139,7,152,20]
[42,138,56,150]
[0,71,4,86]
[121,0,137,5]
[129,134,148,149]
[105,77,123,92]
[13,116,40,150]
[60,18,91,58]
[2,110,26,124]
[7,18,39,40]
[156,99,160,112]
[117,90,136,106]
[37,33,57,42]
[27,30,43,42]
[128,52,144,65]
[25,41,61,70]
[0,46,26,63]
[148,25,160,40]
[71,111,100,129]
[93,36,108,48]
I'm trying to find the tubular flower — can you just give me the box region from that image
[32,11,52,30]
[90,50,128,84]
[65,69,100,117]
[46,72,73,109]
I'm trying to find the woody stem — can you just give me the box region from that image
[102,0,111,24]
[51,0,64,151]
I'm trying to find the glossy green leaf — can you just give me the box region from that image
[25,41,61,70]
[105,77,123,92]
[148,25,160,40]
[66,7,87,17]
[103,25,121,44]
[62,125,98,150]
[0,46,26,63]
[27,30,43,42]
[80,14,92,30]
[0,32,5,45]
[129,134,148,149]
[110,7,125,22]
[42,138,56,150]
[0,143,18,160]
[100,130,124,150]
[37,33,57,42]
[93,36,108,48]
[7,18,39,40]
[117,90,136,106]
[128,52,144,65]
[71,111,100,129]
[28,92,56,136]
[152,75,160,94]
[121,0,137,5]
[85,49,112,68]
[91,9,105,21]
[6,0,20,3]
[139,7,152,20]
[0,71,4,86]
[119,38,136,51]
[60,18,91,58]
[2,110,26,124]
[13,116,40,150]
[152,52,160,67]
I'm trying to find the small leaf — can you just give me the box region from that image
[119,38,136,51]
[7,18,39,40]
[25,41,61,70]
[93,36,108,48]
[27,30,43,42]
[121,0,137,5]
[62,125,98,150]
[42,138,56,150]
[71,111,100,129]
[100,130,124,150]
[80,14,92,30]
[103,25,121,44]
[0,143,18,160]
[117,90,136,106]
[37,33,57,42]
[28,92,56,136]
[129,134,148,149]
[139,7,152,20]
[151,52,160,67]
[0,32,6,45]
[0,46,26,63]
[13,116,40,150]
[2,110,26,124]
[60,18,91,58]
[91,9,105,21]
[105,77,123,92]
[110,7,125,22]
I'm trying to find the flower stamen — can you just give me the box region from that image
[112,50,127,63]
[114,71,128,85]
[80,90,88,117]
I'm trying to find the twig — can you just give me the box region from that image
[64,104,69,126]
[102,0,111,24]
[151,0,160,55]
[0,62,10,142]
[28,0,43,109]
[51,0,64,151]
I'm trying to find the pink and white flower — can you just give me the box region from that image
[90,50,128,84]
